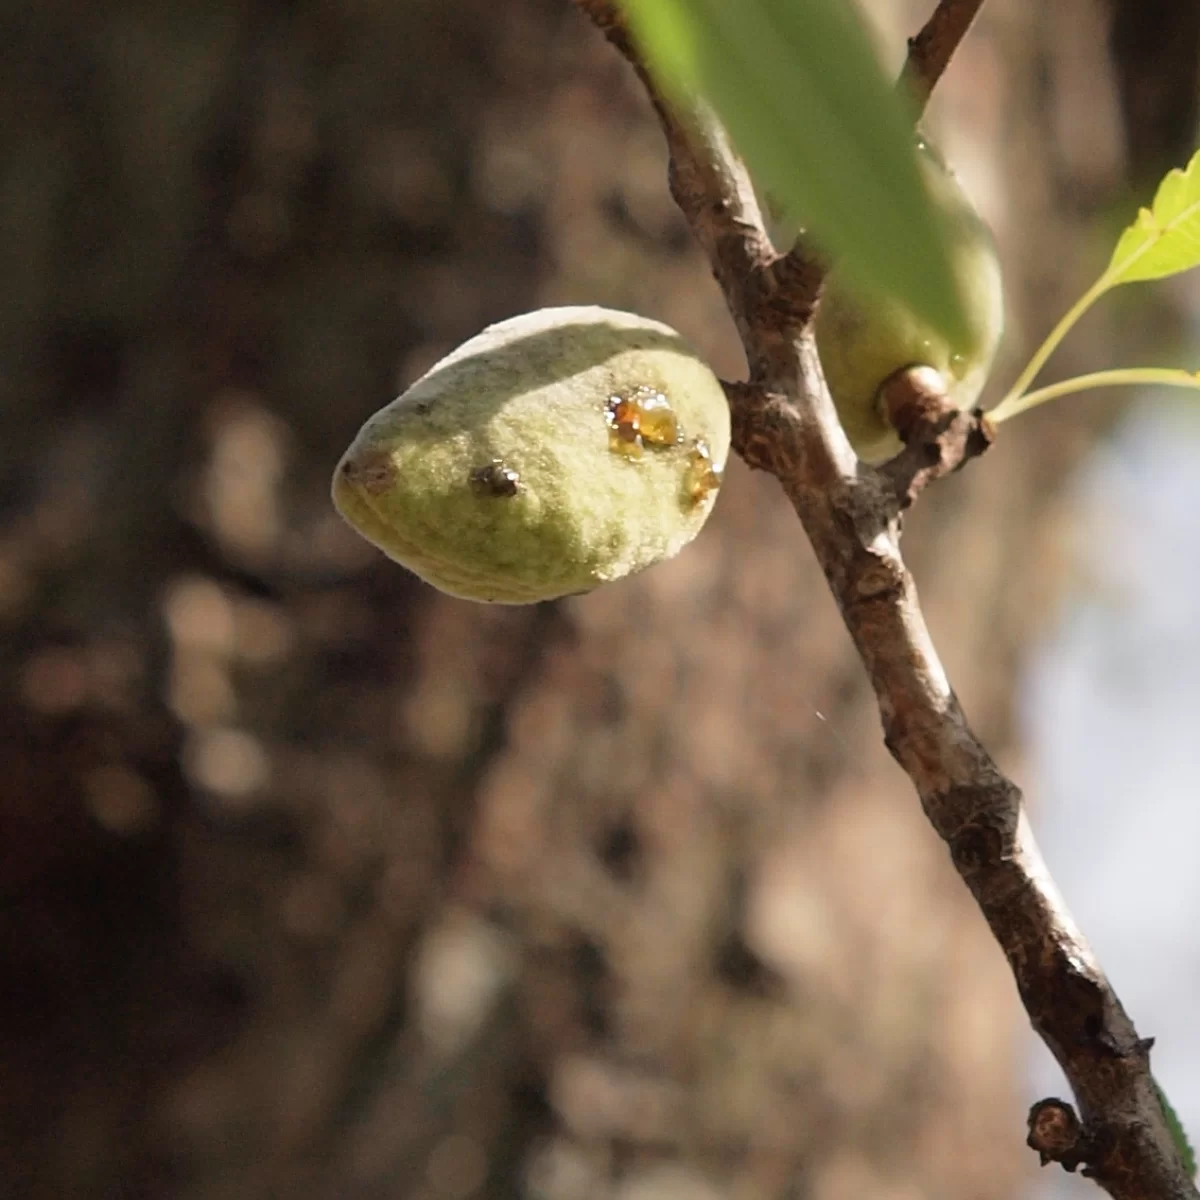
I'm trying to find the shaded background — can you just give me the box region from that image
[1,1,1197,1198]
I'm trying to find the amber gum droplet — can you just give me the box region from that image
[683,438,722,505]
[606,387,679,458]
[607,394,643,458]
[633,389,679,447]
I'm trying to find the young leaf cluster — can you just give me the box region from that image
[991,148,1200,423]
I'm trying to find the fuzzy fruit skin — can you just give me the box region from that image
[332,306,730,604]
[814,147,1004,464]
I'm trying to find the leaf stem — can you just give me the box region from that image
[991,272,1114,420]
[989,367,1200,423]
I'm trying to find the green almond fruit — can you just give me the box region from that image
[815,140,1005,464]
[332,306,730,604]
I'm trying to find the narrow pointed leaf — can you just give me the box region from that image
[621,0,968,346]
[1106,148,1200,285]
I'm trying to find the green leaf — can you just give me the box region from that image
[1106,148,1200,285]
[620,0,969,346]
[989,366,1200,424]
[996,149,1200,409]
[1154,1079,1197,1178]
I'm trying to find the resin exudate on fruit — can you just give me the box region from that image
[332,306,730,603]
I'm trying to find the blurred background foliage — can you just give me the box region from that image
[0,2,1196,1198]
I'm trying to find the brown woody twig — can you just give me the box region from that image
[574,2,1198,1198]
[899,0,987,114]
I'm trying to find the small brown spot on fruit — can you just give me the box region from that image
[342,448,397,496]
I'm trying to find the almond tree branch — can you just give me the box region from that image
[574,2,1198,1198]
[899,0,987,114]
[572,0,779,342]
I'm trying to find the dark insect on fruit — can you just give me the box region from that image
[469,461,521,497]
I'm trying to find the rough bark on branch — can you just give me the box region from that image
[573,2,1198,1197]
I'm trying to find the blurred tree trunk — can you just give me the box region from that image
[0,1,1178,1198]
